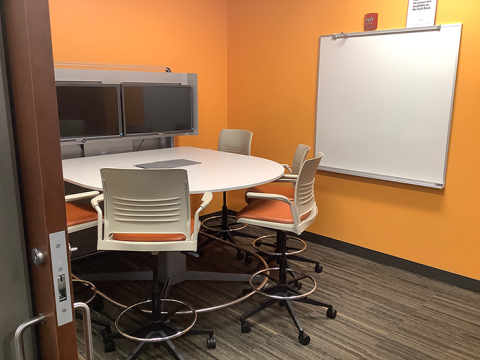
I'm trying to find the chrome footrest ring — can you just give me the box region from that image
[115,299,197,343]
[248,267,317,300]
[252,235,307,256]
[201,215,248,232]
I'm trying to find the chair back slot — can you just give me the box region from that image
[296,179,315,205]
[101,168,191,243]
[112,195,181,223]
[294,153,323,222]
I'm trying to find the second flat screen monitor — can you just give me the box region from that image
[122,83,194,136]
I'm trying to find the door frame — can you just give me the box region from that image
[1,0,78,358]
[0,15,36,360]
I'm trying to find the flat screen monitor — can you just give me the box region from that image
[121,83,194,136]
[56,82,122,141]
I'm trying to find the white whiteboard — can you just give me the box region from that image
[315,24,462,188]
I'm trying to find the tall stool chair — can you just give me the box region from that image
[242,144,322,270]
[91,168,216,360]
[65,191,117,350]
[235,153,336,345]
[200,129,253,259]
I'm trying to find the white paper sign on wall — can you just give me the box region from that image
[406,0,438,28]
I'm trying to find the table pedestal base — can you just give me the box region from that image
[77,251,256,298]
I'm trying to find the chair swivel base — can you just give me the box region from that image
[105,299,215,360]
[104,325,216,360]
[199,215,247,259]
[128,326,215,360]
[240,269,336,345]
[199,197,254,259]
[103,328,216,360]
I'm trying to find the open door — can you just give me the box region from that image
[0,15,36,360]
[1,0,79,358]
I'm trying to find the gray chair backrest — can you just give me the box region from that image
[101,168,191,240]
[218,129,253,155]
[291,144,310,175]
[294,153,323,221]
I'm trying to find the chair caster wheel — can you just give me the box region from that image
[241,321,251,333]
[244,254,253,264]
[327,308,337,319]
[295,281,303,290]
[298,332,310,345]
[100,327,112,338]
[92,297,104,311]
[236,252,244,260]
[207,336,216,349]
[104,340,116,352]
[315,264,323,273]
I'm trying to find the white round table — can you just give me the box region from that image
[62,146,285,193]
[65,146,284,312]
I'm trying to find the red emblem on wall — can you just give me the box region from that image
[364,13,378,30]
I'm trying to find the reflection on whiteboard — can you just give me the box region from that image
[315,24,461,188]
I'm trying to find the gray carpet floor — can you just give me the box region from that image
[73,228,480,360]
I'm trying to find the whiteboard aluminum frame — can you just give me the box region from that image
[318,166,445,189]
[314,24,462,189]
[331,25,441,40]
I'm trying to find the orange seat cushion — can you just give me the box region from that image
[65,203,98,227]
[236,200,310,224]
[111,218,196,242]
[245,185,294,204]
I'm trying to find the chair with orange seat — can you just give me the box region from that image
[243,144,323,273]
[236,153,336,345]
[91,168,216,359]
[200,129,253,259]
[65,191,100,234]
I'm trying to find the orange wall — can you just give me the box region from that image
[49,0,228,210]
[227,0,480,280]
[49,0,480,280]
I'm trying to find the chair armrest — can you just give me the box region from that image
[91,194,104,241]
[199,192,213,210]
[65,191,100,203]
[90,194,104,208]
[245,192,292,205]
[193,192,213,236]
[281,164,292,174]
[274,174,298,183]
